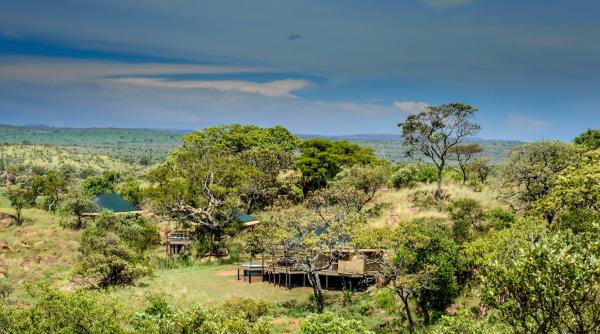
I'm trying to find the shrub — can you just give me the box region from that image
[133,299,272,334]
[431,310,509,334]
[300,312,373,334]
[0,279,13,302]
[219,297,269,322]
[390,164,418,188]
[35,195,53,211]
[410,189,449,210]
[73,213,159,288]
[448,199,485,243]
[486,208,515,230]
[4,285,126,333]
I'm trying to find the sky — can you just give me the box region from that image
[1,0,599,141]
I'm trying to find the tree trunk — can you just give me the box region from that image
[435,164,444,205]
[307,272,325,313]
[400,294,415,334]
[460,166,467,185]
[546,212,554,225]
[419,297,431,326]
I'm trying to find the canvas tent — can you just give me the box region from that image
[93,193,139,213]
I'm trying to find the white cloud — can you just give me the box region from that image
[393,101,429,113]
[0,56,268,84]
[421,0,474,9]
[508,114,551,132]
[107,77,311,97]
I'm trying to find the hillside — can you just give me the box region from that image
[0,125,519,165]
[0,144,148,175]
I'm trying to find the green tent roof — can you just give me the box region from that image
[94,193,138,213]
[235,212,258,224]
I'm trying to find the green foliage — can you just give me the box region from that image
[148,124,299,251]
[466,157,492,184]
[118,179,143,206]
[5,184,33,224]
[430,310,509,334]
[486,208,516,230]
[574,128,600,150]
[73,212,159,288]
[59,185,95,229]
[536,149,600,217]
[499,141,580,222]
[1,285,126,334]
[297,138,377,194]
[481,226,600,334]
[363,220,460,331]
[300,312,374,334]
[133,297,272,334]
[400,103,480,203]
[82,174,116,196]
[0,279,13,302]
[448,198,485,243]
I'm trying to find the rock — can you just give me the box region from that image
[0,212,17,227]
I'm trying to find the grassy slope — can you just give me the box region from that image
[0,206,81,303]
[0,144,149,175]
[1,182,502,332]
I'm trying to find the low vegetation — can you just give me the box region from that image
[1,114,599,333]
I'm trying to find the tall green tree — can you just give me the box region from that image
[399,103,480,204]
[5,185,33,225]
[359,221,460,333]
[59,185,95,229]
[296,139,377,195]
[574,128,600,150]
[536,149,600,217]
[499,141,580,224]
[148,125,300,251]
[269,194,363,313]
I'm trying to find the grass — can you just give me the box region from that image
[367,182,504,228]
[0,206,81,303]
[110,264,313,311]
[0,144,149,175]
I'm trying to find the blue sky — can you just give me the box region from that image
[1,0,599,141]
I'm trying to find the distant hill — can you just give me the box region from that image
[0,125,520,165]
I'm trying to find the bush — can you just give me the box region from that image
[448,199,485,243]
[390,164,418,188]
[219,297,269,322]
[486,208,515,230]
[3,285,126,333]
[300,312,373,334]
[73,213,159,288]
[35,195,52,211]
[431,310,509,334]
[134,299,272,334]
[0,279,13,302]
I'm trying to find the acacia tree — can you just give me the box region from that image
[5,185,33,225]
[499,141,580,224]
[450,144,483,184]
[399,103,480,204]
[467,157,492,184]
[59,185,95,229]
[269,193,363,313]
